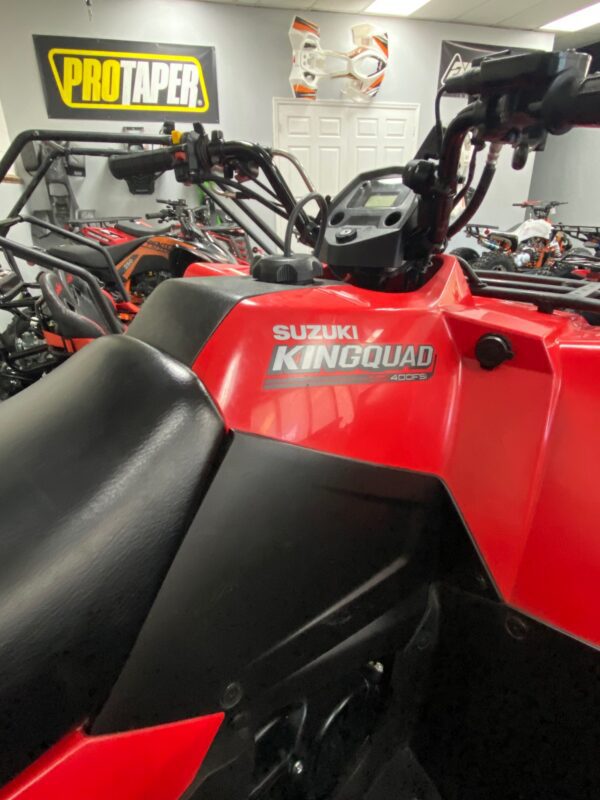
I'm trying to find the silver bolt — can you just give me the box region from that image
[291,760,304,776]
[370,661,385,674]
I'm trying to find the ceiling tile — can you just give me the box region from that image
[414,0,490,21]
[256,0,314,7]
[500,0,593,29]
[557,21,600,47]
[311,0,371,11]
[456,0,539,26]
[190,0,600,34]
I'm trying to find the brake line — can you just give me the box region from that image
[448,143,502,239]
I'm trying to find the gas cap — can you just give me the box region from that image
[336,227,357,243]
[251,253,323,284]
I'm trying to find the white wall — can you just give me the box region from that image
[529,128,600,226]
[0,0,553,235]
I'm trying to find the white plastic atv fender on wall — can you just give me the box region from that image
[289,16,389,102]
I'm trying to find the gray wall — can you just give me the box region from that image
[0,0,553,234]
[529,129,600,227]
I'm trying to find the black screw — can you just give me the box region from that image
[505,613,529,641]
[221,681,243,710]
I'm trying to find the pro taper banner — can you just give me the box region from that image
[33,35,219,122]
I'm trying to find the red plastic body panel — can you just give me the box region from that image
[193,256,600,647]
[0,714,223,800]
[185,261,250,278]
[572,267,600,281]
[79,224,136,247]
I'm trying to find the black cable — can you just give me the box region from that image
[202,173,289,218]
[448,159,496,239]
[283,192,328,257]
[435,86,446,156]
[235,163,281,202]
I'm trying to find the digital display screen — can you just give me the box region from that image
[364,193,397,208]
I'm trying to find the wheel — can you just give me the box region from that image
[449,247,480,265]
[473,252,516,272]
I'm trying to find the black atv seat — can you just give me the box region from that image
[0,335,224,784]
[117,220,173,237]
[38,270,122,339]
[47,237,147,273]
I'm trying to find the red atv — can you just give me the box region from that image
[0,48,598,800]
[69,215,162,247]
[56,197,251,304]
[0,242,250,399]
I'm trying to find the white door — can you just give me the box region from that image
[273,98,420,202]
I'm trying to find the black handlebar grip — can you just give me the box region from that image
[145,212,165,220]
[571,73,600,126]
[109,148,178,180]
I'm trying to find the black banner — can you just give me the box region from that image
[438,40,532,95]
[33,35,219,122]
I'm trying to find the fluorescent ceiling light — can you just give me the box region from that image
[366,0,431,17]
[541,2,600,32]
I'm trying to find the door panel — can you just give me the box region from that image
[274,99,419,241]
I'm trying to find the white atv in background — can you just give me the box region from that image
[452,200,569,272]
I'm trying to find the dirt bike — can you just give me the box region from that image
[453,200,571,271]
[0,48,599,800]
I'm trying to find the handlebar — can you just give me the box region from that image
[512,201,567,208]
[545,71,600,128]
[105,48,600,263]
[403,49,600,255]
[442,51,600,135]
[108,131,315,246]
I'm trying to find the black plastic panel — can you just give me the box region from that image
[127,276,304,366]
[94,433,443,733]
[415,585,600,800]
